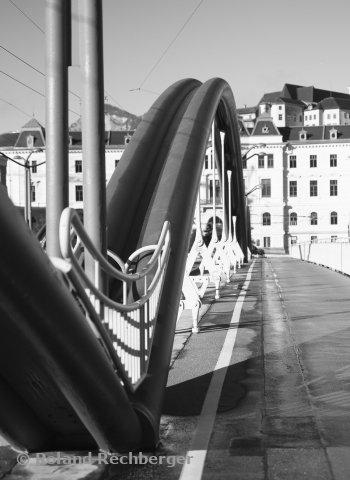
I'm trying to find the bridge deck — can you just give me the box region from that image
[2,255,350,479]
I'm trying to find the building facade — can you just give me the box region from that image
[0,119,133,231]
[239,84,350,251]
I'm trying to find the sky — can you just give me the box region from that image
[1,0,350,133]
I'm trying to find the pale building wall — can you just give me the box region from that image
[286,142,350,244]
[323,108,340,125]
[304,109,322,126]
[243,143,285,249]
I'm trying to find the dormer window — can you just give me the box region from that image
[330,128,338,140]
[299,129,307,141]
[262,125,269,134]
[26,135,34,148]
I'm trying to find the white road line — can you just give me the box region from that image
[179,260,256,480]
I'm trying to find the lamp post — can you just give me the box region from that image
[1,149,44,228]
[241,143,266,160]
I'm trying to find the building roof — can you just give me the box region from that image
[0,121,135,149]
[0,132,19,148]
[237,106,257,115]
[279,125,350,142]
[259,84,350,107]
[14,118,46,148]
[238,118,250,136]
[319,97,350,110]
[251,117,280,136]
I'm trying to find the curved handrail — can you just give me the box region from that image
[59,207,171,312]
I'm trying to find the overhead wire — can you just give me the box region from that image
[0,70,80,117]
[0,43,81,101]
[0,98,34,120]
[3,1,128,117]
[7,0,45,34]
[135,0,205,90]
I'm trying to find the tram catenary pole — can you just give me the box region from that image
[79,0,107,287]
[45,0,70,257]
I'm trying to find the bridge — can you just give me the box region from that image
[1,2,350,479]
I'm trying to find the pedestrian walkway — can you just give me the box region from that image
[2,256,350,479]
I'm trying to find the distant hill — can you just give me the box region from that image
[69,103,142,131]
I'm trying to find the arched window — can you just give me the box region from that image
[310,212,318,225]
[330,211,338,225]
[290,212,297,226]
[262,212,271,226]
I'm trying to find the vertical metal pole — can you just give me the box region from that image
[220,131,226,241]
[25,163,32,229]
[227,170,232,241]
[24,162,30,226]
[79,0,107,283]
[45,0,70,257]
[211,121,217,242]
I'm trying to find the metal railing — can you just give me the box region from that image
[289,237,350,276]
[56,208,171,392]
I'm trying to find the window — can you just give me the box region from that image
[289,180,297,197]
[31,185,36,202]
[267,154,274,168]
[258,154,265,168]
[279,105,282,110]
[256,239,260,247]
[290,212,297,226]
[261,179,271,197]
[264,237,271,248]
[204,154,210,169]
[289,155,297,168]
[278,114,282,120]
[242,157,247,169]
[299,129,307,141]
[330,179,338,196]
[31,161,37,173]
[291,236,298,245]
[310,180,318,196]
[310,212,318,225]
[330,154,337,167]
[26,135,34,148]
[330,128,338,140]
[263,212,271,226]
[310,155,317,168]
[75,160,82,173]
[75,185,83,202]
[311,236,318,243]
[330,211,338,225]
[115,159,119,168]
[331,236,337,242]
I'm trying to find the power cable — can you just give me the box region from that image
[136,0,205,90]
[0,70,80,117]
[8,0,45,34]
[0,98,33,119]
[0,43,81,102]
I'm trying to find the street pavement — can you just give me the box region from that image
[1,255,350,479]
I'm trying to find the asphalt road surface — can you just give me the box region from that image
[2,256,350,479]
